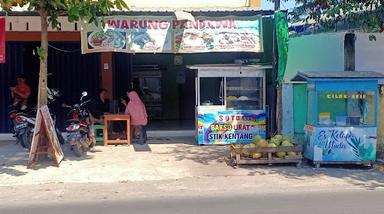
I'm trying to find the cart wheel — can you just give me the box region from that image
[229,158,237,167]
[367,161,375,169]
[296,161,303,168]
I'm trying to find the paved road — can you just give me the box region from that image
[1,190,384,214]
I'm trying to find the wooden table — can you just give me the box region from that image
[103,114,131,146]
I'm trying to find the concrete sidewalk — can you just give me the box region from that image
[1,137,384,191]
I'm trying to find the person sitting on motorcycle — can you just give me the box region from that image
[89,88,110,124]
[120,90,148,143]
[10,75,31,111]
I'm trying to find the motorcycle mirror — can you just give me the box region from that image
[81,91,88,97]
[52,89,61,97]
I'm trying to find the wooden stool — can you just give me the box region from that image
[94,124,104,143]
[103,114,131,146]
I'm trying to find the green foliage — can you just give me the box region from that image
[0,0,129,28]
[36,46,46,60]
[0,0,129,105]
[0,0,28,11]
[287,0,384,32]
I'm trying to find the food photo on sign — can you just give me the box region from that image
[173,16,262,53]
[130,28,172,52]
[87,30,127,50]
[81,16,262,53]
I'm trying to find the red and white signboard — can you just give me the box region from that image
[0,17,5,64]
[81,16,263,54]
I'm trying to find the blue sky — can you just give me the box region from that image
[262,0,297,10]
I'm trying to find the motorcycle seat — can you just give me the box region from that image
[15,112,30,117]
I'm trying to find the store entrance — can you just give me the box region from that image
[128,63,195,132]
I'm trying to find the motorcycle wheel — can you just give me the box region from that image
[56,128,65,145]
[22,127,33,150]
[17,134,27,148]
[72,143,83,157]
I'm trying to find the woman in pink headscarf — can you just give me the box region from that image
[121,91,148,143]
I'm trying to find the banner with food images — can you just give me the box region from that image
[173,16,262,53]
[81,16,262,54]
[81,16,173,53]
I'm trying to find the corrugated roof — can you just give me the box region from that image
[292,71,384,81]
[1,3,272,16]
[188,64,272,69]
[1,10,273,17]
[128,7,263,12]
[2,4,262,13]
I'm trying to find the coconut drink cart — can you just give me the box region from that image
[292,71,384,168]
[188,64,269,145]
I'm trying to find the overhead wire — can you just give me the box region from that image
[48,43,81,53]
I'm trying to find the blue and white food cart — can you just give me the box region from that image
[292,71,384,168]
[189,64,271,145]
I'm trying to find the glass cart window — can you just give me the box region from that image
[200,77,224,106]
[226,77,263,110]
[317,91,375,126]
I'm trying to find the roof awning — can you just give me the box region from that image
[291,70,384,81]
[187,64,272,70]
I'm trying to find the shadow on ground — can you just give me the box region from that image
[237,160,384,190]
[150,137,384,190]
[148,137,228,165]
[152,140,229,165]
[0,141,29,177]
[1,137,384,190]
[0,140,93,177]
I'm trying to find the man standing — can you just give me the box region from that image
[10,75,31,111]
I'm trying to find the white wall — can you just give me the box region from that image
[282,33,346,137]
[355,33,384,72]
[284,33,346,82]
[5,16,78,32]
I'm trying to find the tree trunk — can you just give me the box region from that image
[37,2,48,107]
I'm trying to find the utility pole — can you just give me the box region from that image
[274,0,281,11]
[271,0,281,136]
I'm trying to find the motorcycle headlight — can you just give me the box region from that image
[15,116,26,123]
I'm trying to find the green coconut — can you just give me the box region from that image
[254,135,262,143]
[256,139,269,148]
[274,134,283,141]
[282,136,291,143]
[270,138,281,146]
[276,152,286,158]
[281,141,294,147]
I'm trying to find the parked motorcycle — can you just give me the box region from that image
[8,107,32,148]
[9,88,64,150]
[63,91,94,157]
